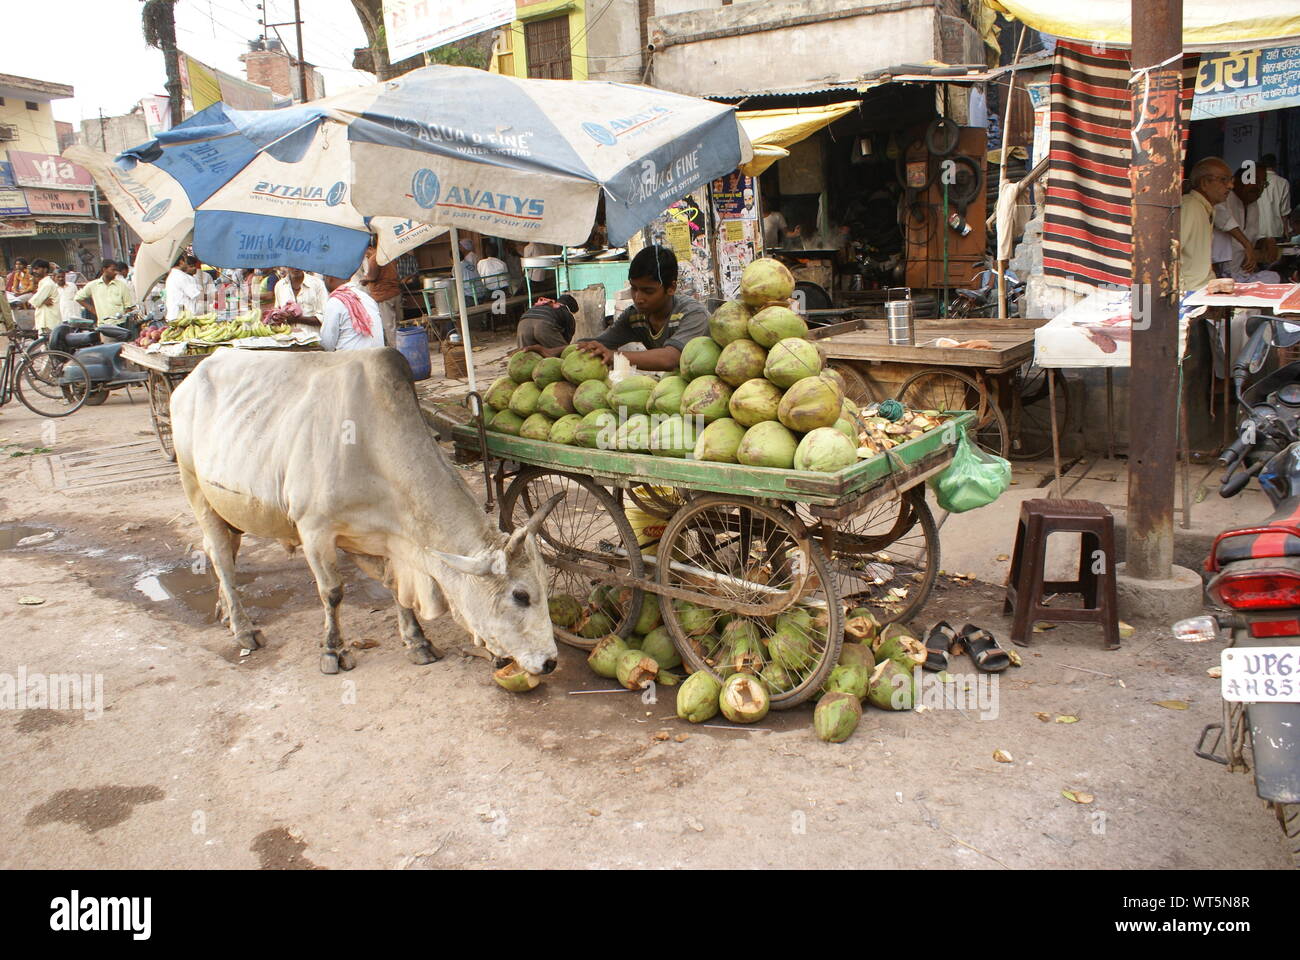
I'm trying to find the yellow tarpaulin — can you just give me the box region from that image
[737,102,859,177]
[988,0,1300,48]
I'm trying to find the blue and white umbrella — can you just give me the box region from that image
[68,65,750,389]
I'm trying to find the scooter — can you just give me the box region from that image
[46,309,149,405]
[1174,314,1300,868]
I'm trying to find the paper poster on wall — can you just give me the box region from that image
[711,173,757,220]
[383,0,515,63]
[638,189,713,301]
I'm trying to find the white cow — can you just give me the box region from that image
[170,347,561,676]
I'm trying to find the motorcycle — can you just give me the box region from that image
[45,309,149,405]
[1174,314,1300,868]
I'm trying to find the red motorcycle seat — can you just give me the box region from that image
[1214,496,1300,565]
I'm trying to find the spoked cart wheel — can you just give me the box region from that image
[147,371,178,461]
[896,367,1009,459]
[1007,362,1069,461]
[500,467,646,651]
[655,494,843,709]
[802,487,940,627]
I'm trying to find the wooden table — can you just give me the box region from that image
[809,317,1055,460]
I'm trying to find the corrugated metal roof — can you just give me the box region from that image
[703,63,1001,101]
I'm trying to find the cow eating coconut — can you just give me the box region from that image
[171,348,562,676]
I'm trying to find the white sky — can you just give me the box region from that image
[7,0,375,126]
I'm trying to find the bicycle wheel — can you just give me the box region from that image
[895,368,1009,458]
[499,468,646,651]
[15,350,90,417]
[656,495,842,709]
[802,488,940,627]
[1008,363,1069,461]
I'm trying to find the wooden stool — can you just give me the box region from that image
[1003,499,1120,649]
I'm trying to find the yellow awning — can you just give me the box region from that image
[988,0,1300,48]
[737,102,859,177]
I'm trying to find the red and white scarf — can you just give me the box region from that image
[328,285,374,338]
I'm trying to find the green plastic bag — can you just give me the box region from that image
[928,429,1011,513]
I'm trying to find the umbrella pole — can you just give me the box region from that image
[449,226,479,404]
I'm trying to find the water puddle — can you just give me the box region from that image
[0,524,60,550]
[133,567,297,621]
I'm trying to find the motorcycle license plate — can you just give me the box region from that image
[1220,647,1300,702]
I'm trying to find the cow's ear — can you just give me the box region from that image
[429,549,498,577]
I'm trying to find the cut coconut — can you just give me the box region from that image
[494,660,542,692]
[718,674,770,723]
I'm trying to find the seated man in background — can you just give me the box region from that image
[516,294,579,350]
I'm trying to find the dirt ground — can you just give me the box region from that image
[0,339,1291,869]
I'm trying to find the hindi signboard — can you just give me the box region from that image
[382,0,515,63]
[1193,45,1300,120]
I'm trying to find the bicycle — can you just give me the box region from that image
[0,323,93,417]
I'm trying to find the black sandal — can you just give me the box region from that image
[923,621,957,671]
[957,624,1011,673]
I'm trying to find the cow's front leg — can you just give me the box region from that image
[300,529,355,674]
[396,603,441,665]
[180,469,263,653]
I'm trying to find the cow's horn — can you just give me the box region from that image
[430,549,499,577]
[507,492,565,555]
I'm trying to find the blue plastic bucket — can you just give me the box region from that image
[395,325,432,381]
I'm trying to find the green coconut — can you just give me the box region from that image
[561,348,609,384]
[649,375,688,415]
[725,633,766,676]
[679,375,734,423]
[831,418,857,441]
[841,396,860,420]
[575,409,617,448]
[548,593,583,628]
[867,658,916,710]
[561,343,580,359]
[532,356,565,388]
[838,642,877,673]
[484,376,518,411]
[873,630,927,669]
[490,410,525,435]
[693,417,747,463]
[779,378,843,433]
[587,634,628,678]
[674,600,718,636]
[650,414,698,458]
[632,597,663,635]
[589,584,622,617]
[729,378,784,427]
[508,381,542,418]
[519,412,555,441]
[775,608,814,637]
[749,305,807,348]
[793,427,857,472]
[739,258,795,309]
[657,670,683,687]
[609,375,657,416]
[715,339,769,388]
[538,381,577,419]
[760,662,796,694]
[579,611,616,640]
[573,379,610,415]
[679,336,722,380]
[549,413,584,445]
[625,633,644,650]
[764,337,823,388]
[614,413,652,452]
[641,626,681,670]
[615,649,659,690]
[494,660,542,692]
[709,300,755,345]
[507,351,543,384]
[737,421,798,469]
[822,662,871,700]
[767,627,817,672]
[844,609,881,643]
[814,692,862,742]
[719,673,770,723]
[677,671,722,723]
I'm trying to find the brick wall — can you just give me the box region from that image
[241,48,322,101]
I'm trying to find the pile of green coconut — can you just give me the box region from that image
[480,258,873,473]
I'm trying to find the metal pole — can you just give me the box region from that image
[996,26,1027,320]
[1125,0,1183,580]
[293,0,308,102]
[449,226,479,401]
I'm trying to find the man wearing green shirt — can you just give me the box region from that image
[518,245,708,373]
[75,261,135,321]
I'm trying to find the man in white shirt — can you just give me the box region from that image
[320,275,384,351]
[1213,169,1277,282]
[1257,155,1293,241]
[165,255,202,320]
[274,268,328,319]
[27,259,62,333]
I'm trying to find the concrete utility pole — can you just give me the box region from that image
[293,0,308,102]
[1124,0,1183,581]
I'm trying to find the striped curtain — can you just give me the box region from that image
[1042,41,1199,288]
